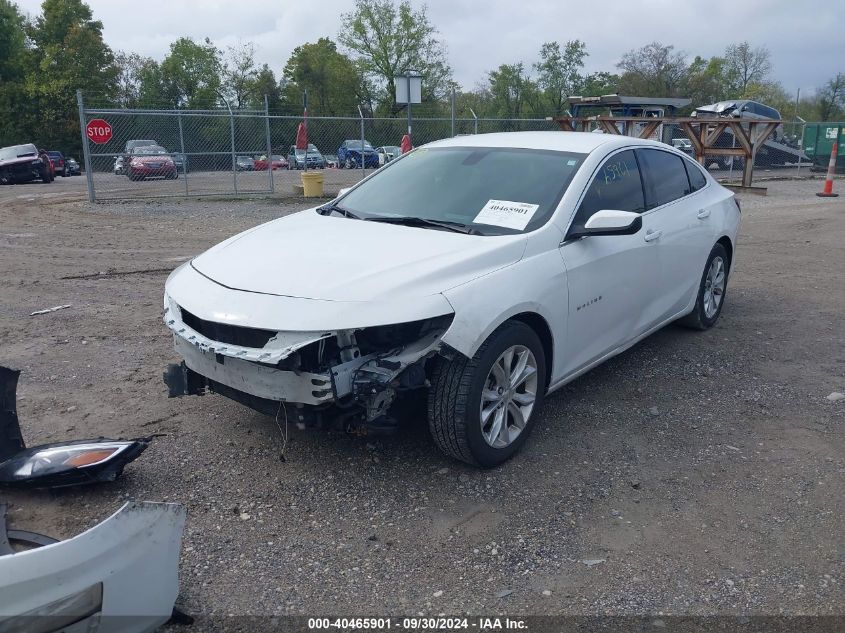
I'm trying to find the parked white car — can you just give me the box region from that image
[163,132,740,466]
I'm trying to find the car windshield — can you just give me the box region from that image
[346,141,373,150]
[237,156,252,162]
[134,146,167,155]
[271,155,284,161]
[338,146,585,235]
[0,144,38,160]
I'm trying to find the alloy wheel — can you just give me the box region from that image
[703,256,726,319]
[479,345,538,448]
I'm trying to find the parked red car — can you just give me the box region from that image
[126,145,177,181]
[45,151,69,177]
[253,154,288,170]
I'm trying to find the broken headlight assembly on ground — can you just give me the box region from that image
[164,312,454,435]
[0,367,148,489]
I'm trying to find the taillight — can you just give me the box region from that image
[734,197,741,213]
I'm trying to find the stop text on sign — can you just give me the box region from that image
[86,119,112,144]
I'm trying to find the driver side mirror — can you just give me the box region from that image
[570,209,642,239]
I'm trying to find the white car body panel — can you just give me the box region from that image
[163,131,739,413]
[191,210,526,303]
[0,502,185,633]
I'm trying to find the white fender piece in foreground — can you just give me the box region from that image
[0,501,186,633]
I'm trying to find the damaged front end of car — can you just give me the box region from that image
[163,292,455,434]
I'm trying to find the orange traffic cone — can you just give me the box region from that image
[816,142,839,197]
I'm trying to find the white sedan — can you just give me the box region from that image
[163,132,739,467]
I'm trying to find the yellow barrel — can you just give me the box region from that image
[300,171,325,197]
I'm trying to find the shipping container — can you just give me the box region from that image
[803,123,845,172]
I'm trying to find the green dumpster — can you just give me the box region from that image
[803,122,845,173]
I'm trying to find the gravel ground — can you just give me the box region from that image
[0,177,843,624]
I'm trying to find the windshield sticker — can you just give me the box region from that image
[474,199,540,230]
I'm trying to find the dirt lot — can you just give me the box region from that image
[1,177,843,623]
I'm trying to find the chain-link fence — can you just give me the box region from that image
[77,91,816,201]
[76,92,560,201]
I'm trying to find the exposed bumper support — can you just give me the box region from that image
[171,334,333,405]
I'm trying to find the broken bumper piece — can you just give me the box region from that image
[0,501,186,633]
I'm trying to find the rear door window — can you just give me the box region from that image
[684,159,707,192]
[569,150,645,234]
[636,149,691,209]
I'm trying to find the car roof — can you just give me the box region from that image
[424,131,669,154]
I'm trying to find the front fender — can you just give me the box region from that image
[440,246,568,380]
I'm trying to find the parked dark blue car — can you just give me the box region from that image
[337,140,379,169]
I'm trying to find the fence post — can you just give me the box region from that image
[264,95,274,194]
[358,105,365,181]
[470,108,478,135]
[177,112,188,195]
[451,87,456,137]
[229,108,238,194]
[76,90,95,203]
[796,121,805,175]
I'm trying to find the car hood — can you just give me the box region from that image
[133,155,172,163]
[0,156,40,167]
[191,210,526,302]
[696,102,737,115]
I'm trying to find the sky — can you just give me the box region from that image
[16,0,845,98]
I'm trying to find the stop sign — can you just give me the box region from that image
[86,118,112,144]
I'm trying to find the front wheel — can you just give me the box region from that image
[428,321,546,467]
[680,242,729,330]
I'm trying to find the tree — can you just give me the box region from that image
[817,73,845,121]
[681,56,729,108]
[534,40,587,116]
[282,38,361,115]
[222,41,260,109]
[114,51,159,107]
[0,0,27,145]
[0,0,25,84]
[25,0,118,150]
[724,42,771,97]
[617,42,688,96]
[487,63,540,119]
[248,63,284,111]
[579,71,620,98]
[339,0,452,114]
[160,37,222,109]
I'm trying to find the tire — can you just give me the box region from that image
[428,321,547,467]
[344,157,354,169]
[679,242,730,330]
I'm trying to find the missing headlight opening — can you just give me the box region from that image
[163,310,455,435]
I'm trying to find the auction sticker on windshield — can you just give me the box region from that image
[474,199,540,230]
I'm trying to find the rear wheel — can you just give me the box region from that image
[428,321,546,467]
[680,243,729,330]
[344,157,354,169]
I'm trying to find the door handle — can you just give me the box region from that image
[644,229,662,242]
[697,209,711,219]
